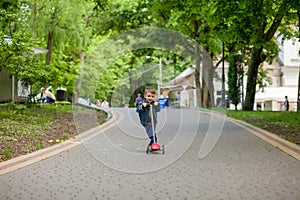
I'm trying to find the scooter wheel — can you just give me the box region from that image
[162,145,165,154]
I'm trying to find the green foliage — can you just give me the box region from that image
[0,32,36,77]
[256,65,273,92]
[0,0,20,35]
[214,0,297,110]
[227,54,244,110]
[35,141,44,149]
[1,0,299,109]
[148,0,225,107]
[92,49,176,106]
[2,148,12,159]
[1,0,95,98]
[28,0,95,92]
[93,0,153,36]
[0,1,46,86]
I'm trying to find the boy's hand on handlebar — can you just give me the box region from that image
[142,103,148,108]
[142,101,158,108]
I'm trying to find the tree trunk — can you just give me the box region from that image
[74,51,85,104]
[128,69,135,107]
[297,69,300,112]
[202,50,215,107]
[243,47,263,110]
[33,0,37,39]
[195,43,202,107]
[243,0,290,110]
[298,10,300,111]
[45,30,53,65]
[193,20,202,107]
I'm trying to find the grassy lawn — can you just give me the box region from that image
[226,110,300,145]
[0,103,107,162]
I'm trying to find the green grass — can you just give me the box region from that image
[0,103,107,161]
[226,110,300,144]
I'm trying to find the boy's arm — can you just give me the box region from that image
[136,102,147,112]
[136,102,142,112]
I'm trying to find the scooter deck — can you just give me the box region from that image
[146,145,165,154]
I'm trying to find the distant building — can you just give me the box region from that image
[162,37,300,111]
[252,37,299,111]
[161,67,196,108]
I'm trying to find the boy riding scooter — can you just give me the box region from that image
[136,88,163,153]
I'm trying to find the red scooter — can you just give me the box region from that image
[146,104,165,154]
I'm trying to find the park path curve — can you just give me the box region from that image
[0,108,299,200]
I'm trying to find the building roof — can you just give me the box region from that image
[2,35,48,54]
[161,85,196,92]
[33,47,48,54]
[166,66,195,85]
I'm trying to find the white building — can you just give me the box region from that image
[254,38,299,111]
[163,37,300,111]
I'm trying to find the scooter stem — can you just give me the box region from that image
[149,104,156,143]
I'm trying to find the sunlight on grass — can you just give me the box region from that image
[226,110,300,145]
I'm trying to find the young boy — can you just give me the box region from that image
[136,88,161,146]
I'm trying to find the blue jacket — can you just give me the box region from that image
[136,99,160,126]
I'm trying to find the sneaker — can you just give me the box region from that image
[148,136,154,146]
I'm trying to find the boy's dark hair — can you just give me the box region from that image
[144,87,156,94]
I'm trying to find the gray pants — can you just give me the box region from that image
[143,122,157,145]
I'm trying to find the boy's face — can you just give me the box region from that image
[144,92,155,103]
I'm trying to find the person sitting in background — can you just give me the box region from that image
[101,100,109,107]
[96,99,101,107]
[41,87,56,103]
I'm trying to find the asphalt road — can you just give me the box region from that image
[0,108,299,200]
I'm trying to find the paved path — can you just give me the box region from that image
[0,108,299,200]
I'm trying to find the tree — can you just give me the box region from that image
[149,0,225,108]
[0,0,98,102]
[227,54,244,110]
[215,0,297,110]
[298,69,300,111]
[24,0,95,95]
[0,0,19,35]
[0,1,45,86]
[91,0,189,105]
[92,0,154,35]
[297,9,300,111]
[244,0,297,110]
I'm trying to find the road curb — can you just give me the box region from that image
[227,117,300,161]
[0,108,121,176]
